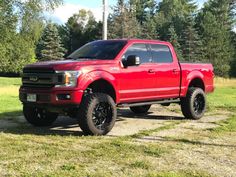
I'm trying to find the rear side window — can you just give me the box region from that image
[124,43,152,64]
[150,44,173,63]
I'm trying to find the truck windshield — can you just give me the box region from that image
[67,40,127,60]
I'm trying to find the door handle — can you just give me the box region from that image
[148,69,155,73]
[173,69,179,74]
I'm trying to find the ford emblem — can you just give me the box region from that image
[29,76,38,82]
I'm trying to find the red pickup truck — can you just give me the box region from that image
[19,39,214,135]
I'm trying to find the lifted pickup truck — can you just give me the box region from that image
[19,39,214,135]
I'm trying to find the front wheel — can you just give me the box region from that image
[180,87,206,120]
[78,93,117,135]
[23,105,58,126]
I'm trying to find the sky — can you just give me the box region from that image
[47,0,208,24]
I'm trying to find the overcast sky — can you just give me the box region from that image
[47,0,208,24]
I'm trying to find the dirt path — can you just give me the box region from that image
[1,105,230,136]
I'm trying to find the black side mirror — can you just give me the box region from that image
[123,55,140,68]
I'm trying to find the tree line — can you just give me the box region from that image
[0,0,236,77]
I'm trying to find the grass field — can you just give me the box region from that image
[0,77,22,118]
[0,77,235,177]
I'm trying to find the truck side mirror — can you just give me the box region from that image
[123,55,140,68]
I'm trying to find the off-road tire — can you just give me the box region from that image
[23,105,58,126]
[78,93,117,135]
[130,105,151,114]
[180,87,206,120]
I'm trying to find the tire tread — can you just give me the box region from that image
[78,93,116,135]
[180,87,206,120]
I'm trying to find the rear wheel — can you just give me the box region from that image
[180,87,206,120]
[23,105,58,126]
[130,105,151,114]
[78,93,117,135]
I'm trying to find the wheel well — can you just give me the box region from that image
[188,78,205,91]
[87,79,116,102]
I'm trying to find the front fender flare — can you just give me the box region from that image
[78,71,120,102]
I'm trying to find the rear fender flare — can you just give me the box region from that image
[181,70,205,97]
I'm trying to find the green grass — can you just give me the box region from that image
[207,87,236,110]
[130,160,150,169]
[0,77,21,87]
[0,132,170,176]
[148,171,213,177]
[0,77,22,118]
[207,77,236,111]
[206,78,236,133]
[211,114,236,133]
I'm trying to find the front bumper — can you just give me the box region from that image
[19,87,84,105]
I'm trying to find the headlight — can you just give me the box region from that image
[56,71,81,87]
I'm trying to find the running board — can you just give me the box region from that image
[118,98,180,108]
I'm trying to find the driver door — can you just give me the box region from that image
[118,43,157,103]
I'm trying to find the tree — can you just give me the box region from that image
[59,9,102,55]
[129,0,156,24]
[167,25,183,60]
[200,11,232,76]
[19,1,45,44]
[140,14,159,39]
[196,0,235,77]
[230,31,236,77]
[180,16,204,61]
[0,0,37,73]
[37,23,65,61]
[0,0,63,74]
[108,0,142,39]
[155,0,197,40]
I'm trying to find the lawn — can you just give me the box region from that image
[0,77,235,177]
[208,77,236,110]
[0,77,22,118]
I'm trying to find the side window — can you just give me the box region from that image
[124,43,152,64]
[151,44,173,63]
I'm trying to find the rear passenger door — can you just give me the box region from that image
[119,43,158,102]
[150,44,181,98]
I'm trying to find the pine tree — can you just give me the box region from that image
[180,16,204,62]
[196,0,235,77]
[108,0,142,39]
[129,0,156,25]
[155,0,197,40]
[230,31,236,77]
[167,25,183,61]
[37,23,65,61]
[200,12,232,76]
[141,14,158,39]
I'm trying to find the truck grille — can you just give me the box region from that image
[22,67,63,89]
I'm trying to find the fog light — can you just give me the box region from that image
[57,94,71,100]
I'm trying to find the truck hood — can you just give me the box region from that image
[24,59,116,70]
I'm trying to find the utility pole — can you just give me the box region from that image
[102,0,108,40]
